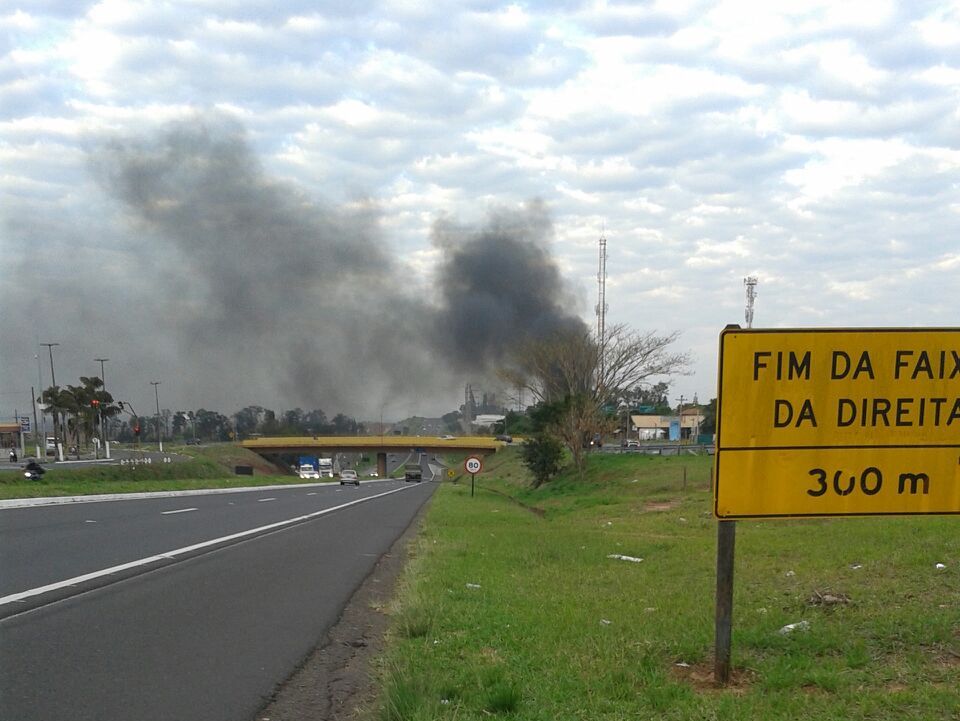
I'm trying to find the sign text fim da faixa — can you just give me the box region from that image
[714,328,960,519]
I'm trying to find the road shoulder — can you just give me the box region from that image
[253,490,432,720]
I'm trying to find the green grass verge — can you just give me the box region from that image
[373,448,960,720]
[0,444,314,499]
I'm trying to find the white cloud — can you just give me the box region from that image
[2,0,960,415]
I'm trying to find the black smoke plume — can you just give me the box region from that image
[78,118,584,417]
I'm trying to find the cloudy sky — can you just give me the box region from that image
[2,0,959,421]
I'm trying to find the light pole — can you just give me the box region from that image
[35,353,45,457]
[41,342,60,456]
[94,357,109,456]
[151,381,163,452]
[94,358,108,391]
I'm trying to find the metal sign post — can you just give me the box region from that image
[713,324,960,685]
[464,456,483,497]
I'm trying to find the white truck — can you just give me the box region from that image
[298,464,320,480]
[318,458,334,478]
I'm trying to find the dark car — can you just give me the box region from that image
[494,434,513,443]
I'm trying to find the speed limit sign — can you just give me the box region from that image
[464,456,483,474]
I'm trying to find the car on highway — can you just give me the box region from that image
[438,435,456,440]
[404,463,423,482]
[339,469,359,486]
[494,434,512,443]
[298,464,320,480]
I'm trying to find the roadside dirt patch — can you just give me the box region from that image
[670,661,755,693]
[253,499,431,720]
[644,500,678,512]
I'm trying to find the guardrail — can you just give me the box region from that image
[610,443,714,456]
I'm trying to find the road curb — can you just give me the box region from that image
[0,479,400,510]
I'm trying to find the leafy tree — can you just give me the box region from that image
[196,408,231,441]
[331,413,357,435]
[39,376,115,454]
[172,412,188,438]
[235,405,269,437]
[699,397,717,435]
[281,408,304,434]
[520,434,564,488]
[260,409,279,436]
[303,409,329,435]
[494,410,532,436]
[501,323,689,474]
[624,381,672,413]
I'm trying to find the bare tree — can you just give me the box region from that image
[501,323,689,474]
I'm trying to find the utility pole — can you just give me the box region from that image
[40,342,60,456]
[676,394,685,442]
[31,385,40,459]
[151,381,163,452]
[41,342,59,388]
[94,357,109,456]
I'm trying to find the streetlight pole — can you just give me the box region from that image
[41,342,60,459]
[151,381,163,452]
[35,353,45,457]
[94,358,109,457]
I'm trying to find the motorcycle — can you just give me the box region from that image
[23,463,45,481]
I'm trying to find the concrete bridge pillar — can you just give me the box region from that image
[377,452,387,479]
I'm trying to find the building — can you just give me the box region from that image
[630,406,705,441]
[0,422,21,449]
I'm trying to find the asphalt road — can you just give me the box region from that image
[0,479,436,721]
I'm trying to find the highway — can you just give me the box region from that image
[0,479,436,721]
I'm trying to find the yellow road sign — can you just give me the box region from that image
[447,468,456,478]
[716,327,960,518]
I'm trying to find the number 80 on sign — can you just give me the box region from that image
[464,456,482,474]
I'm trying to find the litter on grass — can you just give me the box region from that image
[936,563,947,570]
[779,621,811,635]
[600,619,612,626]
[808,590,850,606]
[466,583,481,589]
[608,554,643,563]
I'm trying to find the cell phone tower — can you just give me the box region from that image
[596,230,608,345]
[744,276,758,329]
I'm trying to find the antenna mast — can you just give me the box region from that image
[596,230,608,344]
[596,230,609,382]
[744,276,758,329]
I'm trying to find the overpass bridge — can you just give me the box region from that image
[240,435,503,478]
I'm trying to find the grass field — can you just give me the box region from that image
[0,443,306,499]
[374,448,960,720]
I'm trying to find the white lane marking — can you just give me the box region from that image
[257,498,276,503]
[306,492,317,496]
[161,508,198,515]
[0,483,417,607]
[84,520,97,523]
[0,477,402,509]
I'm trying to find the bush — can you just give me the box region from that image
[519,434,564,487]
